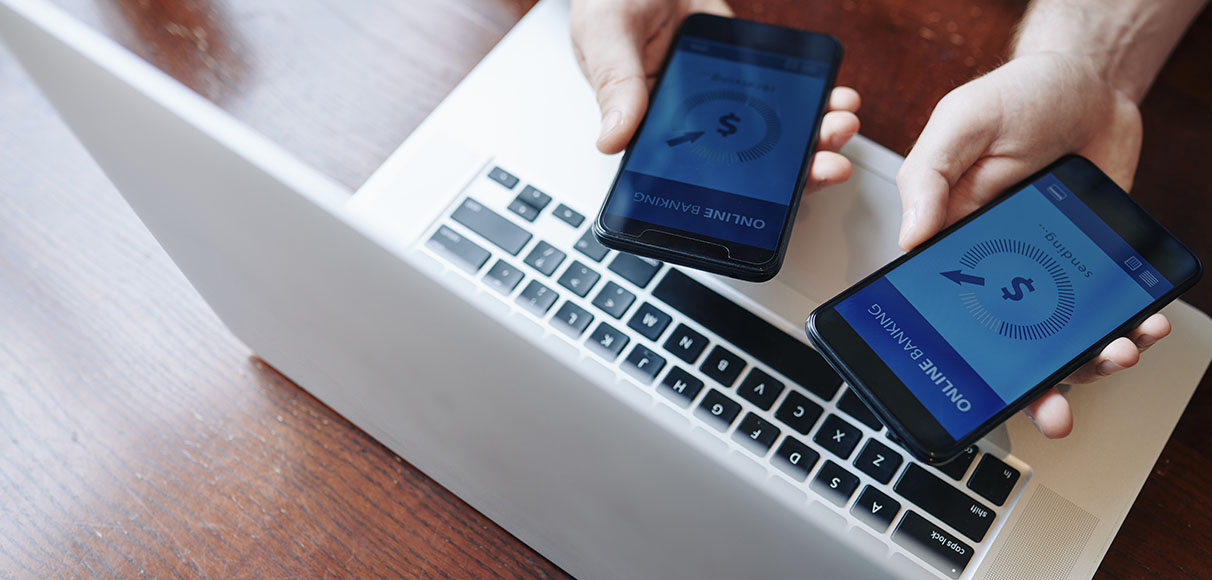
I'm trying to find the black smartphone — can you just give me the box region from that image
[806,156,1202,464]
[592,14,841,282]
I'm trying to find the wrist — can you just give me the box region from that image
[1011,0,1207,104]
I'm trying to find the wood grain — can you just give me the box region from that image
[1,0,1207,578]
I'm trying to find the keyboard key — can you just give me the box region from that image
[852,486,901,533]
[853,439,904,484]
[895,464,995,542]
[700,345,744,387]
[774,391,823,435]
[426,226,490,273]
[507,198,540,222]
[814,414,862,460]
[517,185,552,210]
[591,282,635,319]
[771,437,819,482]
[551,302,593,338]
[487,166,519,189]
[737,368,784,410]
[483,259,524,294]
[967,455,1020,506]
[523,241,566,276]
[936,445,979,481]
[810,460,860,507]
[608,253,661,288]
[451,198,531,256]
[515,280,558,316]
[694,388,740,431]
[553,204,584,227]
[622,345,666,385]
[659,366,705,408]
[664,324,708,364]
[556,261,601,297]
[574,230,610,262]
[585,322,629,361]
[627,303,671,341]
[652,270,842,401]
[892,511,973,579]
[732,413,780,456]
[838,389,884,431]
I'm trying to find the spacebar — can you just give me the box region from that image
[651,269,842,401]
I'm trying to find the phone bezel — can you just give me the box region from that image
[592,13,842,282]
[806,155,1203,464]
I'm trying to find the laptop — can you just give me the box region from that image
[3,0,1210,578]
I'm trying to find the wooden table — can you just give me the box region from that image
[1,0,1208,577]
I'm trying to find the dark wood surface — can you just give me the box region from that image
[1,0,1208,577]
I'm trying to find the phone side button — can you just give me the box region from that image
[935,445,979,481]
[891,511,972,579]
[895,464,995,543]
[837,388,884,431]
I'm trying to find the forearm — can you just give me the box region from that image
[1013,0,1207,102]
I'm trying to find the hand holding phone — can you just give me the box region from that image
[807,156,1201,463]
[589,13,844,281]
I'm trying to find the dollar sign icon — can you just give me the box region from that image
[717,112,740,137]
[1001,277,1036,301]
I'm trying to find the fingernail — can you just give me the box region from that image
[598,110,622,142]
[1096,359,1124,376]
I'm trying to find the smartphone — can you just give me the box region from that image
[806,156,1202,464]
[592,14,841,282]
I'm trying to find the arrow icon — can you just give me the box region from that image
[940,269,986,286]
[666,131,705,147]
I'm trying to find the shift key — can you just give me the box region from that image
[895,464,995,542]
[451,198,532,255]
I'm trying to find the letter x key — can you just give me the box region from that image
[814,414,862,459]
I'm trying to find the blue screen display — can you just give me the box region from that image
[835,173,1172,438]
[603,36,830,251]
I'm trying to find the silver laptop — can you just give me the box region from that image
[4,0,1210,578]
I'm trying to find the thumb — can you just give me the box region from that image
[895,90,998,251]
[571,9,649,154]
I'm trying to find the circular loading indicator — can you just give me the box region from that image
[957,239,1074,340]
[679,90,782,164]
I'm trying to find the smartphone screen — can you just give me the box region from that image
[809,157,1200,459]
[596,16,839,280]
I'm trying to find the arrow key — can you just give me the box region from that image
[852,485,901,533]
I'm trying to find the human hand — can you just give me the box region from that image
[895,52,1170,438]
[570,0,861,190]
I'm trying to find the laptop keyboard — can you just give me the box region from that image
[420,164,1032,579]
